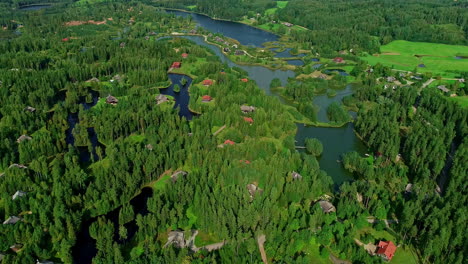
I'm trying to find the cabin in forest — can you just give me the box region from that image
[376,241,397,261]
[171,171,188,183]
[241,105,256,113]
[243,117,253,124]
[61,38,69,42]
[240,78,248,82]
[282,22,293,27]
[10,244,22,253]
[12,191,27,200]
[333,57,345,63]
[120,42,126,48]
[203,79,213,86]
[437,85,449,93]
[181,53,188,58]
[164,231,186,248]
[145,144,153,151]
[224,139,235,145]
[9,164,27,169]
[235,50,245,56]
[318,200,336,213]
[171,62,181,69]
[16,135,32,143]
[247,183,262,198]
[202,95,212,102]
[291,171,302,180]
[24,106,36,112]
[405,183,413,193]
[156,94,169,104]
[106,95,118,105]
[3,216,21,225]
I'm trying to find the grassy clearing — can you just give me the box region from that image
[302,237,331,264]
[361,40,468,78]
[449,96,468,108]
[277,1,289,8]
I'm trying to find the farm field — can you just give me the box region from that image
[361,40,468,78]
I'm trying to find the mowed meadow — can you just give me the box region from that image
[361,40,468,78]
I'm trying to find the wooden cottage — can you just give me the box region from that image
[106,95,118,105]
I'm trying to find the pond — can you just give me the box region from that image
[313,84,354,123]
[160,73,196,120]
[323,69,349,76]
[73,187,154,264]
[166,10,278,47]
[286,59,304,66]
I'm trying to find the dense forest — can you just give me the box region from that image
[0,1,467,264]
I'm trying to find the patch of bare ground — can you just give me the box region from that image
[65,20,107,26]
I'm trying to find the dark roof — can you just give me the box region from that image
[318,200,336,213]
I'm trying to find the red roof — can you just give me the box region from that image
[240,160,251,164]
[202,95,212,101]
[171,62,181,68]
[333,57,344,62]
[377,241,396,261]
[62,38,69,42]
[241,78,248,82]
[220,72,226,75]
[224,140,235,145]
[243,117,254,124]
[203,79,213,86]
[181,53,188,58]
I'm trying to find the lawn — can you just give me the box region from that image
[277,1,289,8]
[361,40,468,78]
[449,96,468,108]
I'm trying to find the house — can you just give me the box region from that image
[405,183,413,193]
[203,79,213,86]
[240,78,248,82]
[386,76,396,82]
[181,53,188,58]
[376,241,397,261]
[171,171,188,183]
[111,74,122,82]
[232,44,238,49]
[156,94,169,104]
[3,216,21,225]
[247,183,261,198]
[17,135,32,143]
[282,22,293,27]
[318,200,336,213]
[10,244,22,253]
[318,74,328,79]
[214,36,223,42]
[106,95,118,105]
[240,105,255,113]
[291,171,302,181]
[9,164,27,169]
[145,144,153,151]
[224,139,235,145]
[437,85,449,93]
[120,42,126,48]
[12,191,27,200]
[240,160,251,164]
[235,50,245,56]
[171,62,181,68]
[24,106,36,112]
[61,38,69,42]
[243,117,253,124]
[333,57,345,63]
[202,95,212,102]
[164,231,186,248]
[223,47,230,53]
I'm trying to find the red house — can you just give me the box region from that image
[62,38,69,42]
[203,79,213,86]
[243,117,253,124]
[171,62,181,68]
[333,57,345,63]
[202,95,212,102]
[376,241,396,261]
[224,140,235,145]
[181,53,188,58]
[240,78,248,82]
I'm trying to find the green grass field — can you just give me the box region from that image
[449,96,468,108]
[361,40,468,77]
[277,1,289,8]
[265,1,288,15]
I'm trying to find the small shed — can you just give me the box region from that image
[156,94,169,104]
[24,106,36,112]
[3,216,21,225]
[202,95,212,102]
[10,244,23,253]
[318,200,336,213]
[106,95,118,105]
[203,79,213,86]
[171,171,188,183]
[171,62,181,69]
[17,135,32,143]
[224,139,235,145]
[181,53,188,58]
[240,105,255,113]
[243,117,253,124]
[291,171,302,180]
[12,191,27,200]
[240,78,248,82]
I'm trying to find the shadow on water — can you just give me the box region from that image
[73,187,154,264]
[18,4,52,11]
